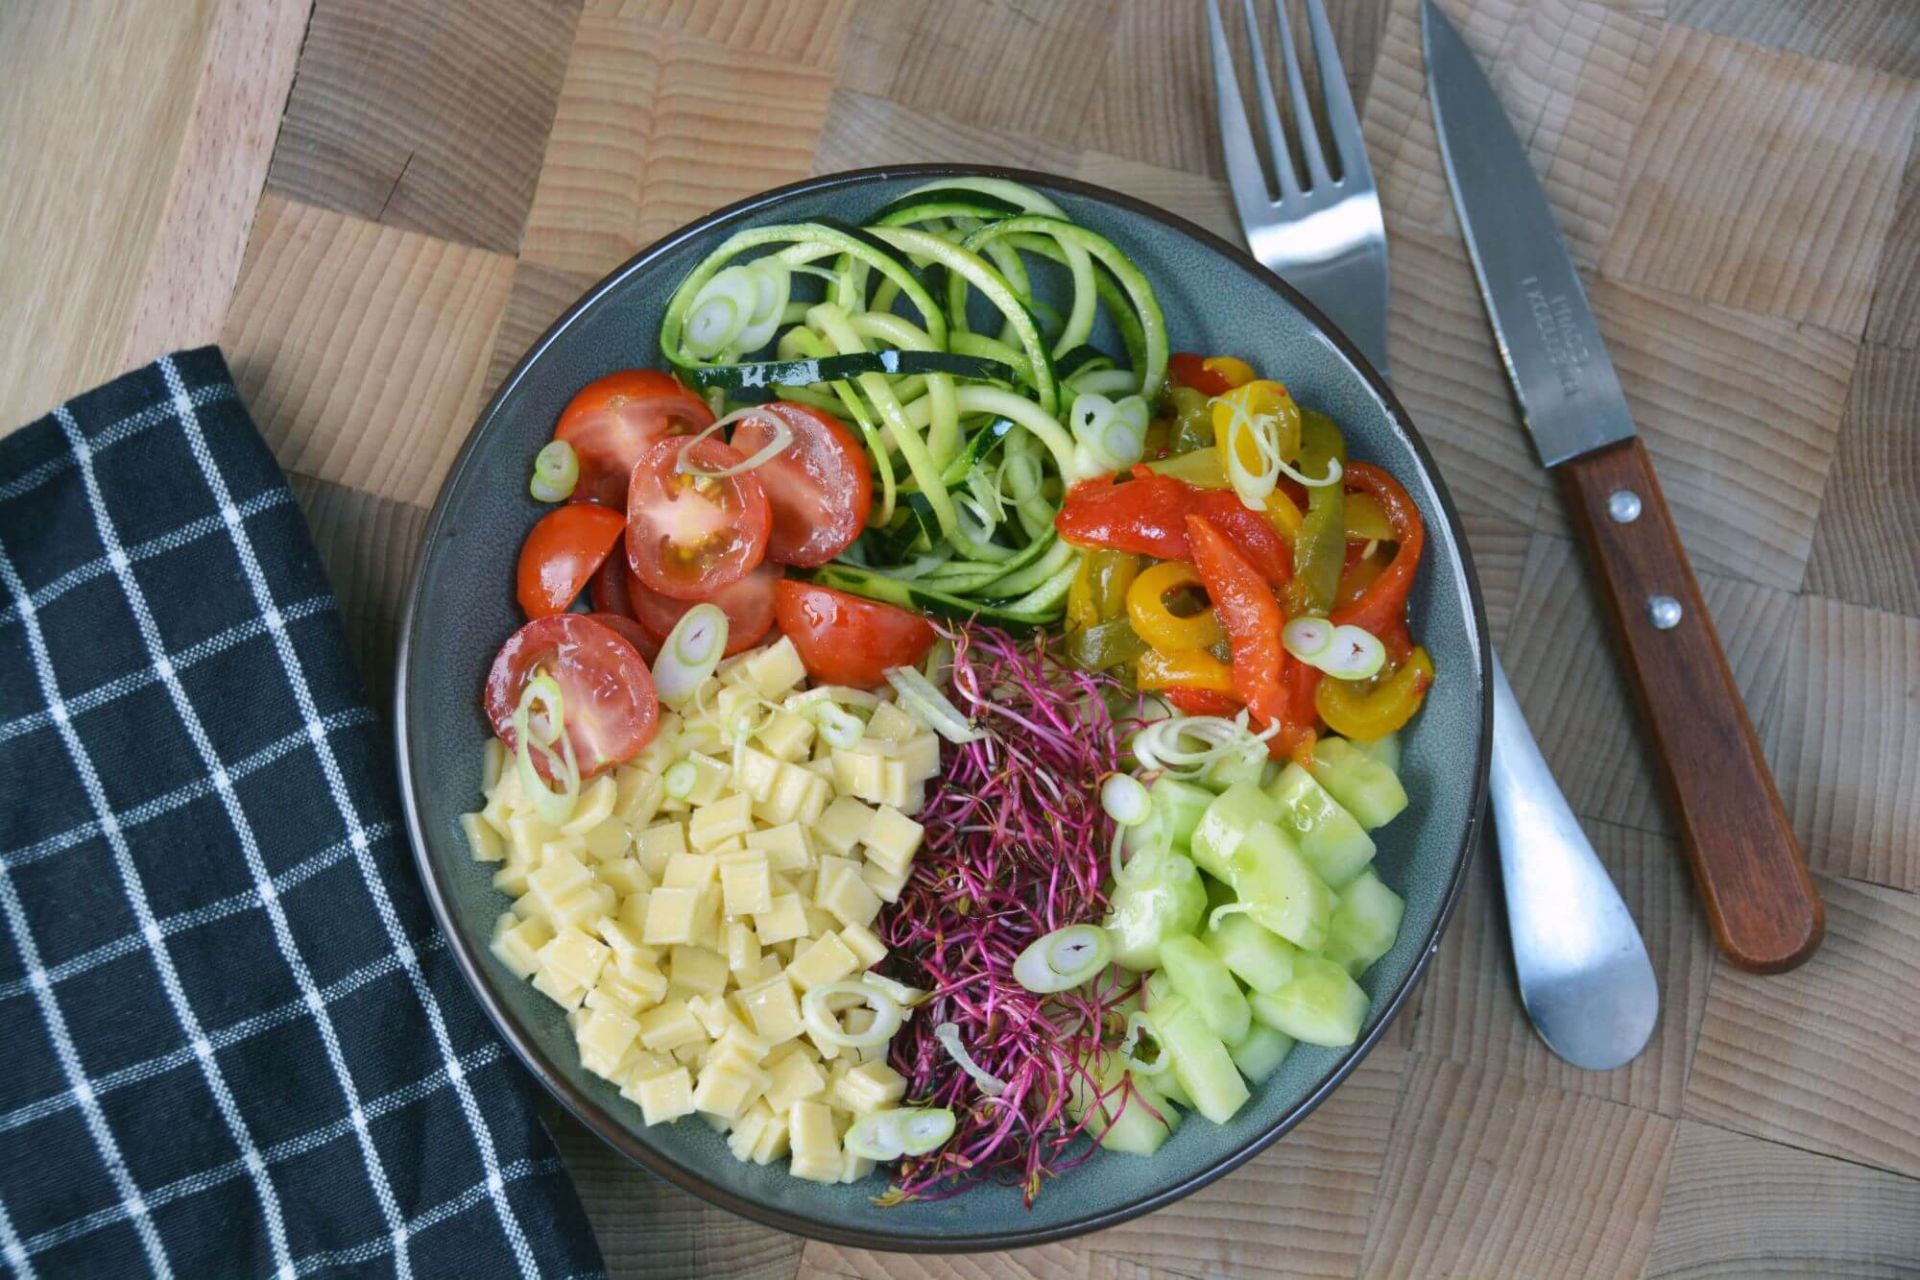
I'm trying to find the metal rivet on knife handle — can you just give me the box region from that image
[1607,490,1642,523]
[1647,595,1682,630]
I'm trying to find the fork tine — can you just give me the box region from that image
[1236,0,1301,200]
[1270,0,1332,189]
[1301,0,1372,186]
[1206,0,1283,220]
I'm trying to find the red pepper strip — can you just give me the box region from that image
[1193,490,1292,589]
[1169,352,1233,396]
[1382,617,1414,667]
[1184,515,1290,727]
[1256,655,1321,760]
[1163,687,1244,717]
[1330,461,1425,638]
[1056,469,1194,560]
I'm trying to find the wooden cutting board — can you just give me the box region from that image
[4,1,1917,1275]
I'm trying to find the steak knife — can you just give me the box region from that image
[1422,0,1823,972]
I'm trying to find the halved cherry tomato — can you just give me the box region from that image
[483,614,659,778]
[515,504,626,619]
[554,369,713,507]
[627,560,780,658]
[1193,490,1292,589]
[1169,352,1233,397]
[1056,468,1196,560]
[591,550,634,617]
[772,580,937,690]
[729,402,870,567]
[584,611,660,665]
[625,435,770,600]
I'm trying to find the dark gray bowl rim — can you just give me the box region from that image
[395,163,1491,1253]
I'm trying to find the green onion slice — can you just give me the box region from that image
[1319,625,1387,680]
[529,440,578,503]
[1282,617,1334,663]
[843,1107,957,1161]
[1012,924,1112,994]
[1100,773,1151,828]
[801,980,904,1049]
[933,1021,1006,1096]
[512,673,579,826]
[652,604,729,710]
[884,666,981,744]
[662,759,697,800]
[1118,1011,1171,1077]
[814,703,865,751]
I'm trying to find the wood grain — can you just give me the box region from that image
[1645,1121,1920,1280]
[1078,0,1218,179]
[1459,510,1533,647]
[1670,0,1920,80]
[1762,595,1920,893]
[287,473,430,708]
[222,195,514,505]
[486,261,603,403]
[1805,344,1920,619]
[613,0,854,69]
[1865,141,1920,351]
[1359,1057,1676,1279]
[1685,874,1920,1180]
[265,0,581,254]
[813,91,1079,180]
[1408,817,1713,1115]
[1603,24,1920,335]
[798,1242,1084,1280]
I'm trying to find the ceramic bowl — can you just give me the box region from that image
[396,165,1490,1251]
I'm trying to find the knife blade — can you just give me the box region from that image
[1422,0,1824,973]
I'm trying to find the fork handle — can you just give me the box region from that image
[1556,438,1822,972]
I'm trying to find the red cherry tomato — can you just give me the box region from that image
[591,549,634,617]
[627,560,780,658]
[483,614,659,778]
[728,402,870,567]
[583,611,660,664]
[553,369,713,507]
[515,504,627,619]
[1169,352,1233,397]
[772,580,937,690]
[625,435,771,601]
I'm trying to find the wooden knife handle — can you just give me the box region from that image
[1557,438,1823,972]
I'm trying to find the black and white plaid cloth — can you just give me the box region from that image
[0,349,605,1278]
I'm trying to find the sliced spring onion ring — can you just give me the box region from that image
[528,440,578,503]
[933,1021,1007,1096]
[1132,713,1279,779]
[1119,1010,1170,1077]
[885,665,983,744]
[1012,924,1113,994]
[674,406,794,478]
[652,603,729,710]
[814,702,865,750]
[1278,452,1343,489]
[729,257,792,353]
[684,265,758,358]
[802,980,904,1049]
[1319,624,1387,680]
[662,759,697,800]
[1067,391,1151,475]
[512,673,579,826]
[843,1107,957,1161]
[1100,773,1151,827]
[1207,902,1255,931]
[1282,616,1335,663]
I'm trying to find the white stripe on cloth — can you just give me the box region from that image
[0,1138,32,1280]
[0,486,292,632]
[0,936,447,1138]
[0,592,330,745]
[161,355,541,1278]
[0,382,235,504]
[17,1042,507,1261]
[0,821,389,1003]
[50,407,300,1277]
[0,543,171,1277]
[2,707,372,872]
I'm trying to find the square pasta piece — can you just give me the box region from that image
[637,999,707,1052]
[787,1100,842,1183]
[755,708,814,762]
[744,822,811,872]
[538,925,611,990]
[719,852,773,918]
[752,892,809,946]
[635,821,688,878]
[860,805,924,875]
[688,792,754,851]
[733,973,804,1043]
[786,932,859,992]
[641,887,701,946]
[763,1048,828,1112]
[813,796,875,857]
[668,945,731,997]
[490,914,552,980]
[576,1006,641,1079]
[625,1066,696,1126]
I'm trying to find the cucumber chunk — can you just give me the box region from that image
[1230,821,1335,951]
[1351,732,1401,774]
[1153,1002,1251,1124]
[1189,783,1278,881]
[1205,912,1298,994]
[1265,762,1376,889]
[1305,738,1408,830]
[1251,955,1371,1047]
[1104,848,1207,971]
[1322,870,1406,977]
[1068,1052,1180,1156]
[1147,777,1216,851]
[1158,935,1252,1043]
[1201,740,1269,790]
[1228,1023,1296,1084]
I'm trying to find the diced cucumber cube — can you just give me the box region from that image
[1104,849,1206,971]
[1188,784,1277,882]
[1147,777,1217,851]
[1228,1023,1296,1084]
[1351,732,1401,773]
[1322,870,1405,977]
[1201,740,1269,790]
[1068,1052,1179,1156]
[1251,955,1371,1047]
[1305,738,1407,830]
[1230,822,1335,952]
[1205,912,1298,994]
[1158,934,1251,1043]
[1154,1002,1251,1124]
[1266,763,1376,889]
[1203,870,1235,913]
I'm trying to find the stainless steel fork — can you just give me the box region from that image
[1205,0,1657,1071]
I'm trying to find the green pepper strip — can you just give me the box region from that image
[1285,410,1347,616]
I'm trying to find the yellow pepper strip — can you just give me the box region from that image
[1145,448,1230,488]
[1264,489,1303,537]
[1212,380,1301,477]
[1201,355,1256,389]
[1137,647,1238,696]
[1066,554,1099,630]
[1344,492,1395,542]
[1315,646,1434,740]
[1127,560,1226,653]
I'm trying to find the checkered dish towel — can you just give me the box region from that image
[0,349,605,1279]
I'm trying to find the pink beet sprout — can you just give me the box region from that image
[876,623,1144,1206]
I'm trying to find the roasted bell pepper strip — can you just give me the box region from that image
[1344,491,1395,542]
[1068,549,1142,628]
[1331,461,1425,638]
[1315,646,1434,739]
[1056,468,1194,559]
[1169,352,1233,397]
[1146,445,1230,489]
[1127,560,1225,652]
[1382,617,1414,666]
[1184,514,1289,727]
[1256,654,1323,760]
[1137,647,1238,696]
[1333,542,1386,610]
[1064,614,1148,672]
[1162,687,1244,717]
[1212,380,1301,480]
[1284,410,1347,616]
[1194,490,1292,589]
[1202,355,1255,389]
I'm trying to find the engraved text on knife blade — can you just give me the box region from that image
[1521,273,1590,402]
